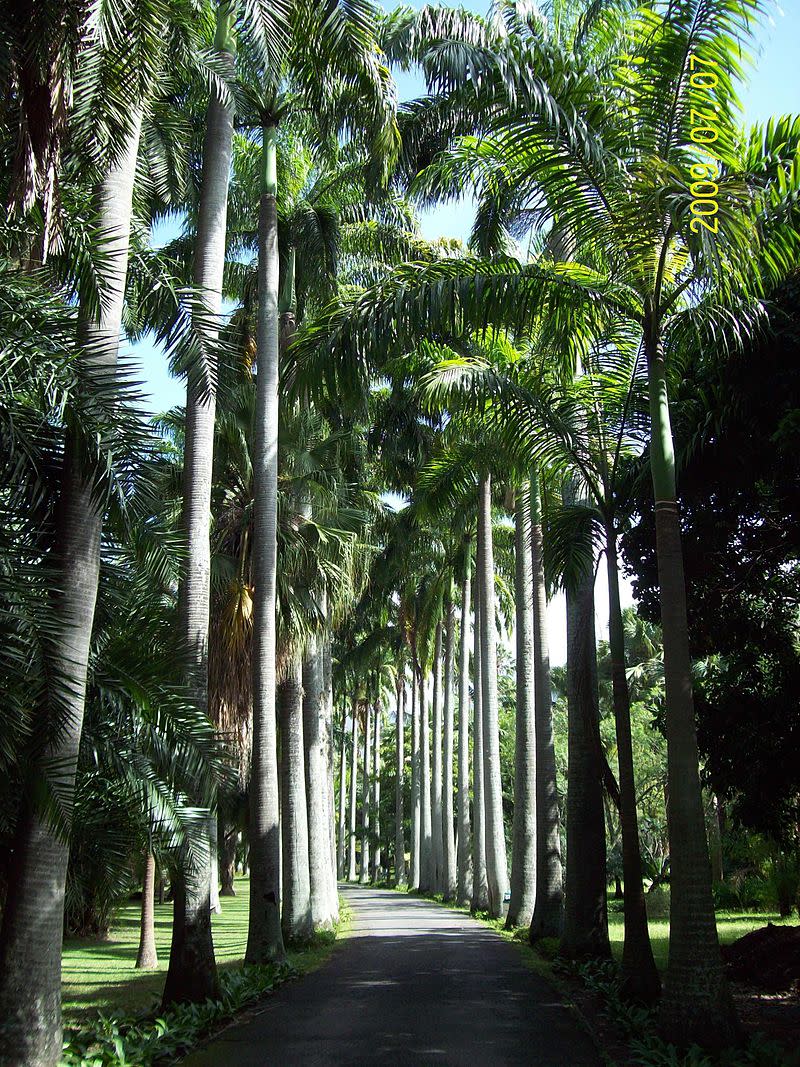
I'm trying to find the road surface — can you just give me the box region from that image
[181,884,600,1066]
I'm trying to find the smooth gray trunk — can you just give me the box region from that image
[529,472,564,941]
[136,852,158,970]
[410,668,421,889]
[209,814,222,914]
[471,564,490,913]
[303,637,337,930]
[280,663,313,944]
[323,639,338,918]
[165,16,235,996]
[478,474,509,917]
[431,622,444,893]
[360,704,372,884]
[508,485,536,928]
[442,597,457,900]
[561,532,610,959]
[0,112,144,1066]
[347,708,359,881]
[373,702,382,879]
[337,710,348,880]
[395,678,406,885]
[419,670,433,893]
[245,132,285,963]
[456,560,473,906]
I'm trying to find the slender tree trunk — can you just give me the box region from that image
[337,711,348,880]
[219,813,236,897]
[360,704,372,885]
[646,320,738,1045]
[442,596,457,901]
[322,638,338,920]
[303,637,337,929]
[395,678,406,885]
[0,111,145,1066]
[471,559,490,913]
[136,852,158,970]
[508,485,536,928]
[165,7,237,1000]
[245,122,285,964]
[560,521,610,959]
[410,667,421,890]
[431,621,444,894]
[280,663,313,944]
[606,522,661,1001]
[478,474,509,918]
[456,557,473,906]
[419,669,433,893]
[529,471,564,941]
[208,814,222,914]
[709,794,724,884]
[373,702,382,880]
[347,708,359,882]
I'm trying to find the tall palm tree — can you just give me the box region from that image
[441,591,457,900]
[163,0,235,1006]
[507,483,536,927]
[456,551,473,906]
[394,668,407,885]
[430,619,444,892]
[347,706,359,881]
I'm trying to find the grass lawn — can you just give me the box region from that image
[607,907,800,972]
[61,877,341,1024]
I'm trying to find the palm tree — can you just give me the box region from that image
[477,473,509,918]
[471,551,489,914]
[136,853,159,970]
[347,706,359,881]
[430,619,444,892]
[441,591,457,900]
[394,669,407,886]
[280,662,313,943]
[529,469,563,941]
[360,701,372,885]
[337,706,348,879]
[163,0,235,1006]
[304,635,338,928]
[507,483,536,927]
[456,550,473,906]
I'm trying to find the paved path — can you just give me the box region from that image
[182,885,600,1066]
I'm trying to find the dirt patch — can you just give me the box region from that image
[721,923,800,992]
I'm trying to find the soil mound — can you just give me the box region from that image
[721,923,800,992]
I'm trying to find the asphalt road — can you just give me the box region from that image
[181,884,601,1066]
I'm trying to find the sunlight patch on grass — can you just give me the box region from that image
[62,877,346,1023]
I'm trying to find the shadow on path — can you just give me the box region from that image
[181,884,600,1066]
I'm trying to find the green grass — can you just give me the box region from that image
[607,909,800,972]
[62,877,345,1024]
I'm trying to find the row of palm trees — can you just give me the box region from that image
[0,0,797,1063]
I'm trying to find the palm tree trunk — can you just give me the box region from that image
[508,485,536,928]
[347,707,359,882]
[410,667,421,889]
[0,111,144,1066]
[136,852,158,970]
[208,814,222,914]
[245,121,285,965]
[337,710,348,880]
[166,6,235,998]
[395,677,406,886]
[456,557,473,907]
[431,621,444,893]
[322,638,338,918]
[478,474,509,918]
[442,596,457,901]
[303,637,337,930]
[646,321,738,1044]
[419,668,433,893]
[529,470,563,941]
[606,521,661,1001]
[360,704,372,884]
[219,813,236,896]
[280,662,313,944]
[372,702,382,880]
[471,556,490,913]
[560,528,610,959]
